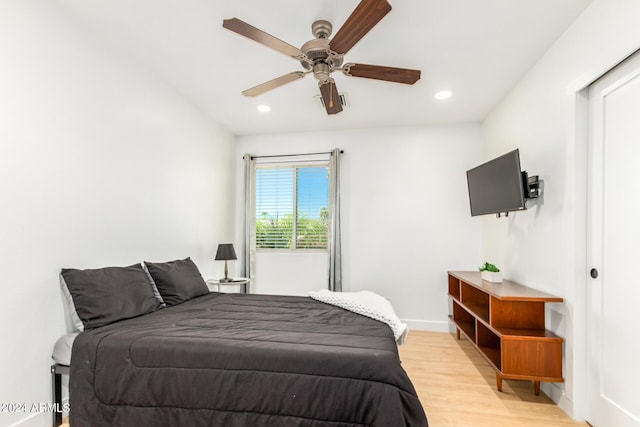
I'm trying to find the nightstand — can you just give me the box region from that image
[206,278,250,294]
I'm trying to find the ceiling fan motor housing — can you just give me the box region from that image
[300,20,344,77]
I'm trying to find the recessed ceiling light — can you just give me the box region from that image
[256,104,271,113]
[434,90,452,100]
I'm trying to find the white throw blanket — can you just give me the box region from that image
[308,289,409,345]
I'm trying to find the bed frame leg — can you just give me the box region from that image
[51,364,65,427]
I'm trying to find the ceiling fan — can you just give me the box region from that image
[222,0,421,115]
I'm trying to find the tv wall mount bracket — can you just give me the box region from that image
[496,172,542,218]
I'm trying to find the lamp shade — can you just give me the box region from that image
[215,244,237,261]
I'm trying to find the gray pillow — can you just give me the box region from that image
[61,264,162,330]
[139,262,166,307]
[143,257,209,306]
[59,273,85,331]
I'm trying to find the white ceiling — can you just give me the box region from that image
[56,0,593,136]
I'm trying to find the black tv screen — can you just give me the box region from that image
[466,149,526,216]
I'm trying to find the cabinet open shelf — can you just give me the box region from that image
[463,303,489,323]
[452,301,476,340]
[447,271,564,395]
[477,321,501,370]
[460,281,490,323]
[448,274,461,300]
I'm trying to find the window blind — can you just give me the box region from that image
[256,165,329,250]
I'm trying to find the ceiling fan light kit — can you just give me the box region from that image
[222,0,421,115]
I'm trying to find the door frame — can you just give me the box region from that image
[572,48,640,423]
[583,49,640,426]
[572,84,590,422]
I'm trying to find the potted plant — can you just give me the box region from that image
[479,262,502,283]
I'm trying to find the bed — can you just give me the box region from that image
[57,259,428,426]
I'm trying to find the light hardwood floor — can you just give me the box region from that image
[399,330,588,427]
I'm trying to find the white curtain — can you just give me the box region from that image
[241,154,256,293]
[328,148,342,291]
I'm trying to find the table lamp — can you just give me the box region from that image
[215,243,237,282]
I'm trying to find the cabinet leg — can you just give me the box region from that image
[534,381,540,396]
[496,373,503,392]
[456,328,460,340]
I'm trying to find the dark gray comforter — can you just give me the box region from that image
[70,293,428,426]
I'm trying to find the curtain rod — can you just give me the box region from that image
[243,150,343,160]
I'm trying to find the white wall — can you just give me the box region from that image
[255,252,328,296]
[482,0,640,419]
[0,2,235,426]
[236,124,483,330]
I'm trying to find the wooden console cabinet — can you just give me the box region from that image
[447,271,564,395]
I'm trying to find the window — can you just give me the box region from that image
[256,165,329,250]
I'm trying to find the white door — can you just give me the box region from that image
[587,50,640,427]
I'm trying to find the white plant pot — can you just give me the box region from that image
[481,271,502,283]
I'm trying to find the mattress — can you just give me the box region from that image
[70,292,428,426]
[52,332,79,366]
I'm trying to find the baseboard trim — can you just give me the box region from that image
[7,397,69,427]
[403,319,451,333]
[7,411,42,427]
[543,382,580,420]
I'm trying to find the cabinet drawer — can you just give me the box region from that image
[502,338,563,380]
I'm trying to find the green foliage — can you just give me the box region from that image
[256,207,328,250]
[256,212,293,248]
[478,262,500,273]
[296,207,328,249]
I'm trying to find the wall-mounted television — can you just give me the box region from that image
[466,149,527,217]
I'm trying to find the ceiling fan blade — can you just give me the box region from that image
[242,72,305,97]
[330,0,392,54]
[223,18,303,59]
[343,63,421,85]
[319,80,343,115]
